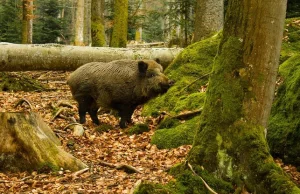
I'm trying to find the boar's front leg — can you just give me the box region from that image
[115,104,136,128]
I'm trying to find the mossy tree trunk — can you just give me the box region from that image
[110,0,128,48]
[194,0,223,42]
[91,0,106,47]
[0,112,87,172]
[188,0,300,193]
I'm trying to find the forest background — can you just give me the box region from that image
[0,0,298,47]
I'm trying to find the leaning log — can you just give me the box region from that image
[0,43,183,71]
[0,112,87,172]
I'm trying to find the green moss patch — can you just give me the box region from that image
[0,72,46,92]
[151,116,200,149]
[127,123,150,135]
[267,54,300,167]
[280,17,300,63]
[142,34,220,149]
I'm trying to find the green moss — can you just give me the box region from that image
[142,34,220,149]
[151,116,200,149]
[280,17,300,63]
[0,72,46,92]
[267,54,300,167]
[127,124,150,135]
[91,20,105,47]
[143,33,220,117]
[95,124,113,133]
[157,117,180,129]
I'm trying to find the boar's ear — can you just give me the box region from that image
[155,58,160,64]
[138,61,148,76]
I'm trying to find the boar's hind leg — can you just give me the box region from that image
[88,101,100,125]
[77,95,99,125]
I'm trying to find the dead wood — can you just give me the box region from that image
[0,112,87,172]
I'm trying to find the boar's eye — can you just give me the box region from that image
[147,72,156,78]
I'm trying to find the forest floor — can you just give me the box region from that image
[0,71,299,193]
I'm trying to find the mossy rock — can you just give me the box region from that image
[152,116,200,149]
[95,124,113,133]
[267,54,300,167]
[142,34,220,149]
[127,124,150,135]
[0,72,46,92]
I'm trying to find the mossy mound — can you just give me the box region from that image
[280,17,300,63]
[0,72,46,92]
[143,34,220,149]
[133,163,234,194]
[127,124,150,135]
[152,116,200,149]
[267,54,300,167]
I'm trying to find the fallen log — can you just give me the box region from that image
[0,112,87,172]
[0,43,183,71]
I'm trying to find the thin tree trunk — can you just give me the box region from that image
[74,0,85,45]
[110,0,128,47]
[22,0,33,44]
[194,0,223,42]
[188,0,300,193]
[84,0,91,46]
[91,0,106,46]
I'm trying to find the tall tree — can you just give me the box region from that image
[74,0,85,45]
[188,0,300,193]
[22,0,34,44]
[110,0,128,47]
[91,0,106,46]
[84,0,91,46]
[193,0,223,42]
[0,0,22,43]
[33,0,62,43]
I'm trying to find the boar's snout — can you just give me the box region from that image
[168,80,175,86]
[160,79,174,92]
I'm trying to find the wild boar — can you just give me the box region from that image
[67,59,173,128]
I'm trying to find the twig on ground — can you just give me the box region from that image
[187,162,218,194]
[14,98,33,110]
[99,161,141,174]
[182,73,211,91]
[72,167,89,178]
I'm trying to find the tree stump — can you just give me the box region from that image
[0,112,87,172]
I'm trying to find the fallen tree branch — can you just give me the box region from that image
[98,161,141,174]
[187,162,218,194]
[182,73,211,92]
[72,167,89,178]
[172,109,202,120]
[14,98,33,110]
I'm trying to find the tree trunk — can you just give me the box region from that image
[194,0,223,42]
[0,112,87,172]
[110,0,128,48]
[91,0,106,47]
[22,0,33,44]
[188,0,300,193]
[0,43,182,71]
[74,0,85,46]
[84,0,91,46]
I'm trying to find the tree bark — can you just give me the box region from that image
[91,0,106,47]
[0,112,87,172]
[110,0,128,47]
[0,43,182,71]
[188,0,300,193]
[22,0,33,44]
[194,0,223,42]
[74,0,85,46]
